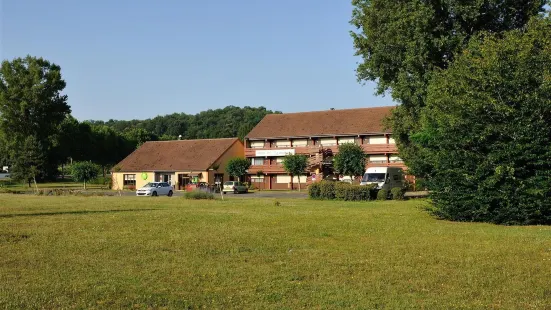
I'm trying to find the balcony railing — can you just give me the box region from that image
[366,162,406,168]
[245,146,321,157]
[245,143,398,157]
[247,164,287,174]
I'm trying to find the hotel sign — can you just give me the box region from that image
[255,149,296,157]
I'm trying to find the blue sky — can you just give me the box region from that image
[1,0,394,121]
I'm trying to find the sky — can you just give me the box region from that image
[0,0,395,121]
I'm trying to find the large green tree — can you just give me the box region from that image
[0,56,71,179]
[282,154,308,191]
[416,17,551,225]
[225,158,251,182]
[351,0,548,177]
[333,143,367,182]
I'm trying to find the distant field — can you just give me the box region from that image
[0,196,549,309]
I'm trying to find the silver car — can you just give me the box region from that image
[136,182,174,197]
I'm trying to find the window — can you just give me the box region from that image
[368,136,387,144]
[214,173,224,184]
[292,139,308,147]
[275,140,291,148]
[338,137,355,144]
[123,174,136,186]
[292,175,307,183]
[276,175,291,183]
[251,158,264,165]
[369,155,388,163]
[251,175,264,183]
[276,157,284,164]
[320,138,337,146]
[393,174,401,181]
[250,141,265,148]
[389,156,403,163]
[389,137,396,144]
[276,175,306,183]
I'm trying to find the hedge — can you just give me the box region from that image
[184,190,214,200]
[309,181,377,201]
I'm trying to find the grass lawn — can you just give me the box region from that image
[0,196,550,309]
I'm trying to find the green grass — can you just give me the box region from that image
[0,196,549,309]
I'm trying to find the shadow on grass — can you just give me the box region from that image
[0,208,162,218]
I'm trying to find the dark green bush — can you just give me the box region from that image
[312,181,377,201]
[377,189,388,201]
[319,181,335,200]
[308,182,321,199]
[391,187,405,200]
[184,190,214,200]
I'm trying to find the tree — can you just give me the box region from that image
[123,127,158,148]
[71,161,100,190]
[0,56,71,180]
[90,125,131,177]
[282,154,308,191]
[414,17,551,225]
[351,0,548,177]
[10,136,46,191]
[225,158,250,182]
[333,143,367,183]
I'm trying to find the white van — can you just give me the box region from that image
[360,167,404,190]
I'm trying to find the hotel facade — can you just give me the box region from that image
[244,107,405,190]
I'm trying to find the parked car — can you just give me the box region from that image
[136,182,173,197]
[222,181,248,194]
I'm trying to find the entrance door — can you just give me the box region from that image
[178,174,190,190]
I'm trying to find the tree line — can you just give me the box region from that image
[0,56,277,183]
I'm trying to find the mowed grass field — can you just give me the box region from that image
[0,196,550,309]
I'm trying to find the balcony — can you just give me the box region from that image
[245,146,321,157]
[246,143,398,157]
[248,164,287,174]
[366,161,406,168]
[361,144,398,154]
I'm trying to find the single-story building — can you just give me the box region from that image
[111,138,244,190]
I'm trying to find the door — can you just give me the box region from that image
[162,183,171,195]
[178,174,190,190]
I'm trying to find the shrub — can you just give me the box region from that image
[319,181,335,200]
[89,176,110,185]
[184,190,214,200]
[308,182,321,199]
[391,187,405,200]
[335,182,377,201]
[377,189,388,201]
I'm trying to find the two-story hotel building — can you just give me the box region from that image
[244,106,406,190]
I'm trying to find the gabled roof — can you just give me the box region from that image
[114,138,241,172]
[245,106,395,139]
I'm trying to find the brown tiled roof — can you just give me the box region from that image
[246,106,395,139]
[114,138,241,172]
